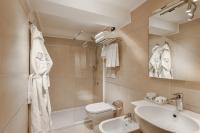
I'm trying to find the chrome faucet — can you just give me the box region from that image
[124,113,135,121]
[168,93,183,111]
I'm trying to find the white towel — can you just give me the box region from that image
[106,44,112,67]
[111,43,119,67]
[101,43,119,68]
[101,45,108,59]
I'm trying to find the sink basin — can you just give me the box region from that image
[135,105,200,133]
[99,116,140,133]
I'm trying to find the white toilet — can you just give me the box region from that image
[85,102,115,128]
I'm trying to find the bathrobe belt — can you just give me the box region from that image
[28,74,50,103]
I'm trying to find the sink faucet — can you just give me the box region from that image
[168,93,183,111]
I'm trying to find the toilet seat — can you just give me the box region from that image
[85,102,114,114]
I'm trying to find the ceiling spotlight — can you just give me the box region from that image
[190,13,194,18]
[187,12,193,16]
[186,0,197,21]
[186,0,192,13]
[186,9,192,13]
[187,11,194,21]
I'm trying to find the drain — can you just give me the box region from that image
[173,114,177,118]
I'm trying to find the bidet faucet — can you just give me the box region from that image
[124,113,134,121]
[168,93,183,111]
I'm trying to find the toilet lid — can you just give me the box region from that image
[85,102,113,114]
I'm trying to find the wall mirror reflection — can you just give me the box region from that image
[149,0,200,81]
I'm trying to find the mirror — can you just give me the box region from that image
[149,0,200,81]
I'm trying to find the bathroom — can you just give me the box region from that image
[1,0,200,133]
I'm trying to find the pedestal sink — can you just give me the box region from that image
[135,105,200,133]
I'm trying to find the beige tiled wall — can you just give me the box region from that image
[104,0,200,114]
[94,46,103,102]
[0,0,29,132]
[45,37,99,111]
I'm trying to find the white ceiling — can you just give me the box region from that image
[28,0,146,41]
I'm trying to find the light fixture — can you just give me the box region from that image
[189,13,194,18]
[158,0,198,21]
[186,0,192,13]
[186,0,197,21]
[192,0,199,2]
[187,16,193,21]
[186,9,192,13]
[187,12,193,16]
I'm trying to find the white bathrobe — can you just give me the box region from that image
[28,24,53,133]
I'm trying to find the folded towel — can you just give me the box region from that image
[154,96,167,105]
[146,92,157,100]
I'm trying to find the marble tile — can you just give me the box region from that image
[0,0,29,132]
[53,123,94,133]
[45,38,98,110]
[52,106,89,130]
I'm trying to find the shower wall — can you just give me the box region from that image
[0,0,29,132]
[94,45,103,102]
[45,37,99,111]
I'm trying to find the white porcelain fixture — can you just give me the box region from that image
[99,116,140,133]
[85,102,115,128]
[133,101,200,133]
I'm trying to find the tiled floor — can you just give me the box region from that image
[52,123,94,133]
